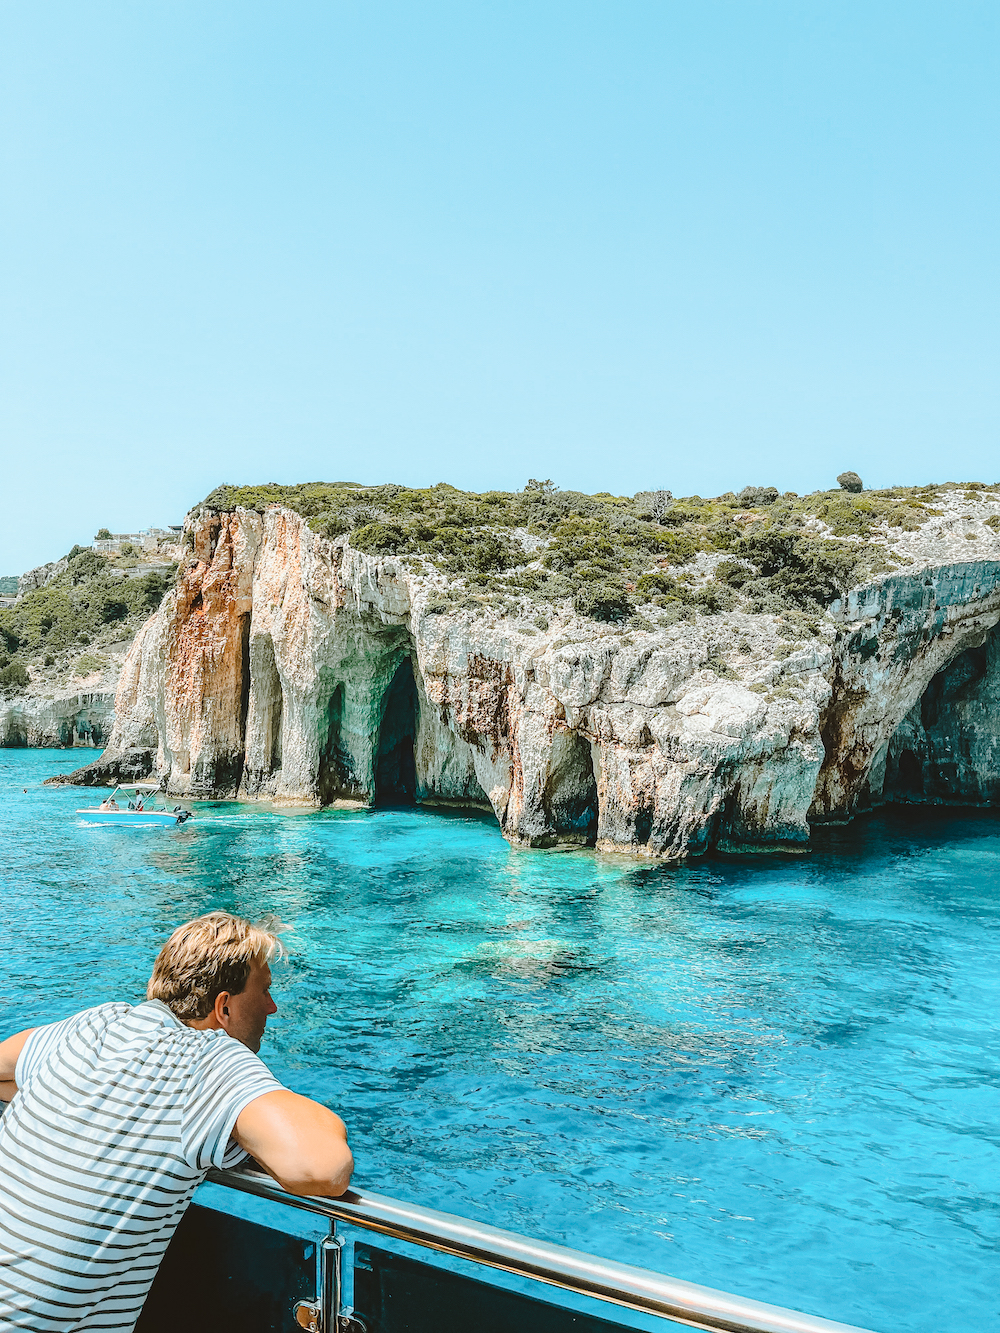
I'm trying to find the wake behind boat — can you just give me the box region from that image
[77,784,192,826]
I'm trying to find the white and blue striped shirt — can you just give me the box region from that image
[0,1000,284,1331]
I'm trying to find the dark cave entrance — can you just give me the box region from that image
[238,613,251,751]
[893,748,924,797]
[374,657,418,806]
[880,628,1000,807]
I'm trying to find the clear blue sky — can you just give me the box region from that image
[1,2,997,573]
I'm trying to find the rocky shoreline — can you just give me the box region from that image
[47,484,1000,860]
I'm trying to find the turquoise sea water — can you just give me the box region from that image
[2,749,998,1332]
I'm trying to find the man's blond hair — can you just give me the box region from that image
[147,911,284,1020]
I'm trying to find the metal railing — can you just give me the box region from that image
[207,1166,880,1333]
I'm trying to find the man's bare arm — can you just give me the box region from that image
[0,1028,37,1102]
[233,1090,353,1197]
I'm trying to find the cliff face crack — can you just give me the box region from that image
[317,683,361,804]
[242,631,283,795]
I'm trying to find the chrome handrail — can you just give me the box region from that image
[206,1167,880,1333]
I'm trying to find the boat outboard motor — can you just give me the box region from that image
[173,806,193,824]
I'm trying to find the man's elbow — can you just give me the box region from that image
[277,1146,354,1199]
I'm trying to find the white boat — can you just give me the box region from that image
[77,783,193,826]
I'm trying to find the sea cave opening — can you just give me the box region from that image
[879,626,1000,807]
[542,728,599,844]
[374,656,418,806]
[238,613,251,750]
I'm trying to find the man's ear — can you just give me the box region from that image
[213,990,233,1029]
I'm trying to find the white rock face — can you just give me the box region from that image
[17,558,69,597]
[65,502,1000,860]
[0,689,114,748]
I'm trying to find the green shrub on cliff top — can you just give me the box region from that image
[194,477,960,621]
[350,522,409,555]
[765,489,935,536]
[73,652,108,675]
[573,581,633,622]
[730,530,863,612]
[634,570,681,599]
[0,661,29,690]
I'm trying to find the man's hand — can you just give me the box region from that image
[0,1028,36,1101]
[234,1091,353,1197]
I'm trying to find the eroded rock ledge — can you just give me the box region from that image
[55,505,1000,860]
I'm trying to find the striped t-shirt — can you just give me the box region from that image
[0,999,284,1332]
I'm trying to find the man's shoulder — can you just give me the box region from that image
[60,1001,137,1047]
[76,1002,278,1088]
[85,1001,133,1022]
[58,1000,182,1051]
[17,1002,133,1081]
[50,1001,133,1038]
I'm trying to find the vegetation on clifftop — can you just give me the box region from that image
[197,478,996,625]
[0,548,176,694]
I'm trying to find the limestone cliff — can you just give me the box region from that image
[57,487,1000,859]
[0,688,114,748]
[17,557,69,597]
[0,650,123,750]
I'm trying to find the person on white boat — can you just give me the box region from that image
[98,795,118,810]
[0,911,353,1333]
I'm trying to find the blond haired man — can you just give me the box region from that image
[0,911,353,1333]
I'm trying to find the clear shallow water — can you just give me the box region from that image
[2,750,999,1333]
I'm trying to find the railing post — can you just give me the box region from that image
[294,1229,343,1332]
[320,1232,366,1333]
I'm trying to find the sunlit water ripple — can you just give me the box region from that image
[2,749,998,1332]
